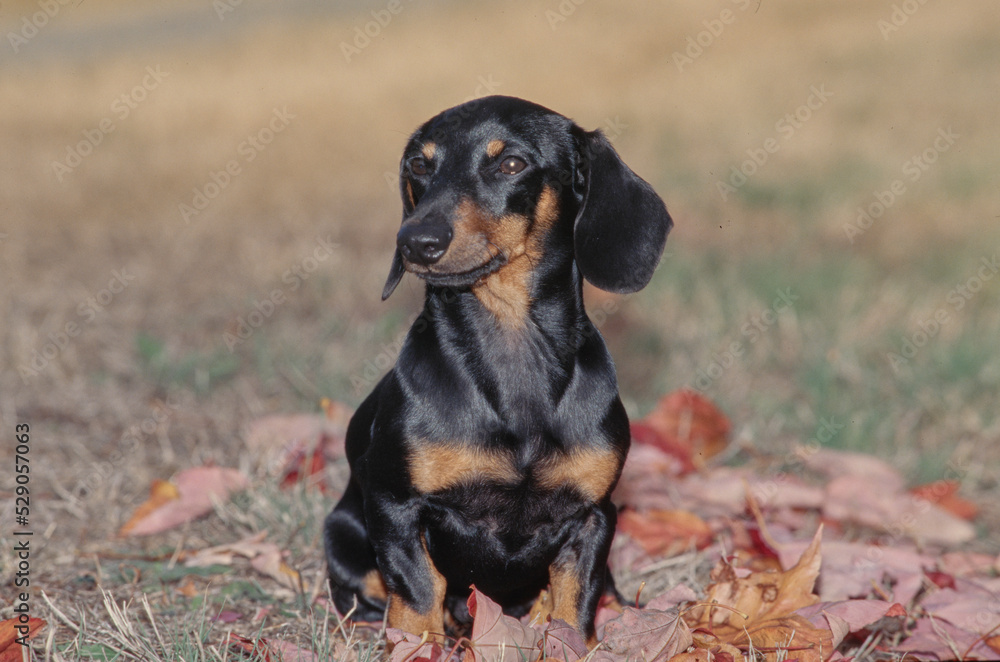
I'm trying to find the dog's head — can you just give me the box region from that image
[381,95,673,302]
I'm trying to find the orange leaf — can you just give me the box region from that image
[910,480,979,520]
[117,479,180,535]
[631,390,729,473]
[0,617,46,661]
[689,526,825,654]
[618,509,713,556]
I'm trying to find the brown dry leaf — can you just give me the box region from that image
[249,545,302,592]
[119,466,250,536]
[631,389,730,473]
[185,532,302,592]
[731,614,832,662]
[176,578,199,598]
[0,617,46,662]
[618,509,713,556]
[184,531,271,567]
[689,526,829,660]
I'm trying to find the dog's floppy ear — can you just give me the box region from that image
[381,249,405,301]
[382,156,418,301]
[571,127,672,293]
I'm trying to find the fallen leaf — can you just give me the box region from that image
[897,616,995,660]
[801,449,904,488]
[250,546,302,592]
[689,527,829,660]
[184,531,271,567]
[176,578,199,597]
[224,633,324,662]
[119,466,250,536]
[644,584,698,611]
[618,509,713,557]
[245,404,349,491]
[778,539,933,604]
[910,480,979,520]
[597,606,692,662]
[386,629,446,662]
[631,389,730,472]
[0,617,45,662]
[117,479,179,534]
[185,532,302,592]
[464,587,540,662]
[823,474,975,546]
[535,618,588,662]
[268,639,322,662]
[796,599,904,649]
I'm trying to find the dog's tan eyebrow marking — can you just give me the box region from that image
[486,139,505,158]
[421,142,436,160]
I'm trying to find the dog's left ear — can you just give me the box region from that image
[381,249,405,300]
[571,127,673,293]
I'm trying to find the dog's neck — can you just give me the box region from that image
[422,254,597,395]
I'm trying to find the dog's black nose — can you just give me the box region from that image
[397,224,452,266]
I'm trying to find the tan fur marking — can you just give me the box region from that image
[536,447,621,502]
[361,569,388,603]
[549,564,582,629]
[386,537,447,641]
[471,185,560,328]
[409,444,519,494]
[421,142,436,160]
[405,179,415,208]
[486,139,506,158]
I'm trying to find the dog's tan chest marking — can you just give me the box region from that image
[409,442,619,501]
[409,444,519,494]
[535,447,621,502]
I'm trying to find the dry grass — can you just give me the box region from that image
[1,0,999,658]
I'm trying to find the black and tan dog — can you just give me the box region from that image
[324,95,672,642]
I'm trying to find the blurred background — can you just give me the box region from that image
[2,0,999,550]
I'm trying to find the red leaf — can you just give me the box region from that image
[924,570,956,590]
[617,509,713,556]
[630,390,730,473]
[910,480,979,520]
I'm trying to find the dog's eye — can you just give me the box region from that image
[499,156,527,175]
[409,157,429,176]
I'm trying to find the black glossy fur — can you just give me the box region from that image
[324,95,672,640]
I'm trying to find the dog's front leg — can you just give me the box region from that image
[365,494,447,641]
[548,499,617,643]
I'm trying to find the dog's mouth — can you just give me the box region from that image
[406,250,508,289]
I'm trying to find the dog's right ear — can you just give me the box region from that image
[381,249,405,301]
[382,153,418,301]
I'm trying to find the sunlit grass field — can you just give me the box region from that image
[1,0,999,653]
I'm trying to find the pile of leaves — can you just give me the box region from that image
[9,393,998,662]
